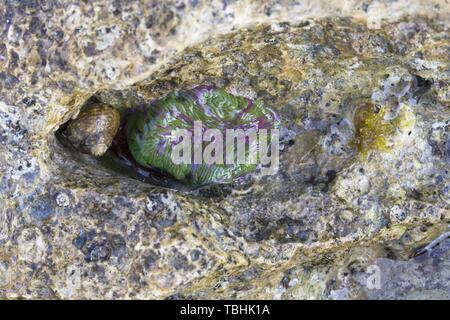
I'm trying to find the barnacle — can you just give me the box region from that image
[64,103,120,157]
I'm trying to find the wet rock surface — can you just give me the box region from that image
[0,0,449,299]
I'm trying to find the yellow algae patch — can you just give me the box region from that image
[352,102,415,158]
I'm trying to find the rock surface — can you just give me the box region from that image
[0,0,449,299]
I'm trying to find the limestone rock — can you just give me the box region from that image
[0,0,449,299]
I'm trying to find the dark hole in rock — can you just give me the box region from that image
[412,74,433,97]
[55,96,194,193]
[55,85,281,197]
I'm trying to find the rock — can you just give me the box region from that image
[0,0,449,299]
